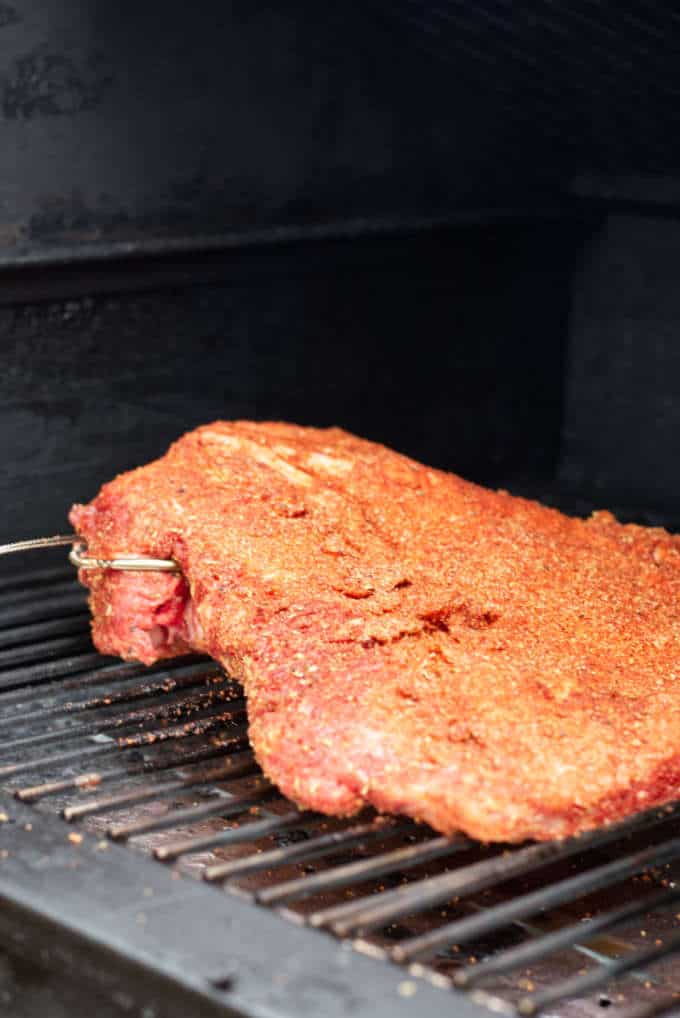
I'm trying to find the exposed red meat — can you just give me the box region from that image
[70,421,680,842]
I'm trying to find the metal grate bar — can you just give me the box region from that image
[0,738,133,779]
[0,662,227,729]
[0,565,74,594]
[257,834,464,907]
[0,709,246,779]
[107,773,275,840]
[309,803,680,936]
[0,614,90,650]
[0,655,208,705]
[110,709,246,750]
[0,651,114,693]
[519,927,680,1016]
[174,815,402,870]
[157,809,311,862]
[203,816,409,881]
[0,632,92,670]
[0,693,247,753]
[62,753,260,821]
[453,885,680,987]
[392,835,680,962]
[0,659,152,705]
[0,579,80,609]
[14,733,249,802]
[156,808,311,862]
[0,591,86,631]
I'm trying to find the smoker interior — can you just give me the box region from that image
[3,3,680,1016]
[2,217,680,1018]
[1,548,680,1018]
[2,218,680,1018]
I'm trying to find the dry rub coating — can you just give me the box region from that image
[70,421,680,842]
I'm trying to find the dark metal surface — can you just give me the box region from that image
[0,0,583,264]
[374,1,680,181]
[1,561,680,1017]
[0,220,590,544]
[2,1,680,265]
[559,214,680,515]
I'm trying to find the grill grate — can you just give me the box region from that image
[1,563,680,1017]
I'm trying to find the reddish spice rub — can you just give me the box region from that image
[70,421,680,843]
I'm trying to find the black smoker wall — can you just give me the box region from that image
[2,0,680,259]
[0,222,586,540]
[0,0,574,259]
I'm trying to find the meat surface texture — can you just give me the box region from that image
[70,421,680,842]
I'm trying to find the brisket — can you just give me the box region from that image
[70,421,680,842]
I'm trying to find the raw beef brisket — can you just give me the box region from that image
[70,421,680,842]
